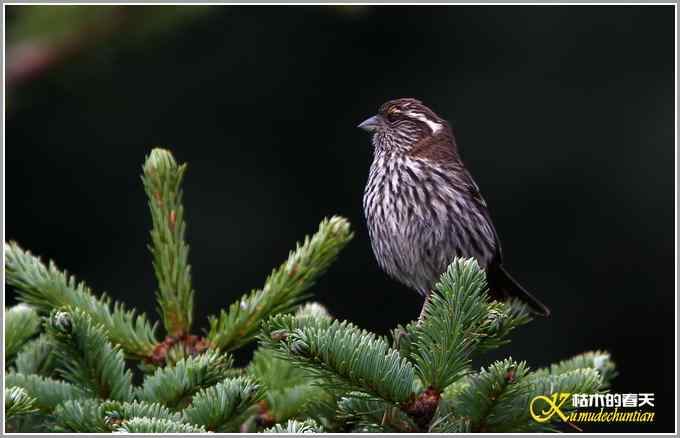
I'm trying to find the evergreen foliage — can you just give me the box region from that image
[46,308,134,401]
[181,376,263,431]
[113,417,208,433]
[531,350,617,388]
[263,419,323,433]
[136,350,233,409]
[5,303,41,363]
[207,216,352,352]
[142,148,195,337]
[248,346,333,425]
[261,315,417,403]
[13,334,57,377]
[337,394,419,432]
[410,260,490,392]
[5,243,159,360]
[4,148,616,433]
[5,372,87,413]
[53,399,183,432]
[5,386,38,420]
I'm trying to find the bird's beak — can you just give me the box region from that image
[357,115,381,132]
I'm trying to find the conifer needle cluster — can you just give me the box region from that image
[4,148,615,433]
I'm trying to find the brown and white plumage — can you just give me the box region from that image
[359,98,550,317]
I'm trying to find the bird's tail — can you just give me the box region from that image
[486,265,551,317]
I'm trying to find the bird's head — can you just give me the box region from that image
[358,98,450,153]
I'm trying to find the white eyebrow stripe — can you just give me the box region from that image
[405,111,443,134]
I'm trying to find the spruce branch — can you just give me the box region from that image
[53,398,111,433]
[101,400,183,424]
[337,394,419,433]
[531,350,617,388]
[475,298,532,353]
[207,216,352,352]
[261,314,416,404]
[13,334,58,377]
[449,357,605,432]
[137,350,233,409]
[113,417,208,433]
[249,348,333,425]
[411,258,490,393]
[45,308,134,401]
[390,322,418,363]
[5,372,87,412]
[263,419,323,433]
[181,376,263,432]
[5,412,54,433]
[250,313,340,431]
[427,410,472,433]
[394,266,532,372]
[447,358,530,432]
[3,147,619,433]
[265,384,331,425]
[500,368,604,432]
[440,375,472,401]
[5,303,41,364]
[249,347,309,391]
[53,399,182,433]
[300,397,344,432]
[4,242,159,360]
[5,386,39,420]
[142,148,194,337]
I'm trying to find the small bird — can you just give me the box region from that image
[358,98,550,317]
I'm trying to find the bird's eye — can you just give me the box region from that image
[386,108,400,122]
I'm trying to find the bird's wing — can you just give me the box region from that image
[457,165,504,264]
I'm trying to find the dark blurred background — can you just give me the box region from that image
[4,5,675,433]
